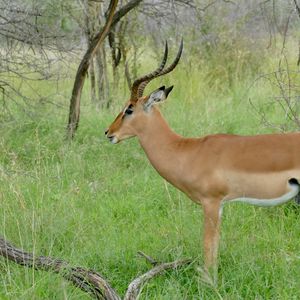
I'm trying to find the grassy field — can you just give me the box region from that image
[1,49,300,299]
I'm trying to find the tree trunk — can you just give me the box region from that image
[83,0,97,104]
[66,0,118,140]
[90,59,97,103]
[66,0,143,139]
[95,3,110,108]
[96,47,110,109]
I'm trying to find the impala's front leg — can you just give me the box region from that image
[201,199,222,284]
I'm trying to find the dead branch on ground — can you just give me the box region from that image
[0,236,192,300]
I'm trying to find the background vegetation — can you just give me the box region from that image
[1,0,300,299]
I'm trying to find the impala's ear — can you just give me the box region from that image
[144,85,174,111]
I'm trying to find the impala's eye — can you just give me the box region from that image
[124,104,134,115]
[125,108,133,115]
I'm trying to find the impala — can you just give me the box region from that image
[105,41,300,282]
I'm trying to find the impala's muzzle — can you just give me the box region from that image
[108,136,118,144]
[105,129,118,144]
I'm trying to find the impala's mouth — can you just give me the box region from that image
[107,135,118,144]
[105,129,119,144]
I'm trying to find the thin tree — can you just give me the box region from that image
[67,0,118,140]
[66,0,143,139]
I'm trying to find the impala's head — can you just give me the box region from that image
[105,40,183,144]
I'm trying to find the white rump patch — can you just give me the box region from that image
[228,182,299,207]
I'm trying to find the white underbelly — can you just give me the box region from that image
[227,182,299,207]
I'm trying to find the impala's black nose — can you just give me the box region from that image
[105,129,108,135]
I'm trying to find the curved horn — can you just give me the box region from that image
[130,42,168,101]
[137,39,183,98]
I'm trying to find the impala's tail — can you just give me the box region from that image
[289,178,300,204]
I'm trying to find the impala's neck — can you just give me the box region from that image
[136,108,186,187]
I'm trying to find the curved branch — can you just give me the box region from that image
[124,258,192,300]
[0,237,120,300]
[66,0,118,139]
[0,235,192,299]
[66,0,144,139]
[111,0,143,28]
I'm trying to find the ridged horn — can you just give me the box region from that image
[130,41,168,101]
[136,39,183,98]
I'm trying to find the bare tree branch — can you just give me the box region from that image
[0,235,192,299]
[111,0,143,28]
[293,0,300,65]
[124,258,192,300]
[66,0,144,139]
[293,0,300,18]
[0,236,120,300]
[125,61,132,91]
[137,251,158,266]
[67,0,119,139]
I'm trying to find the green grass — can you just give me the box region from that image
[1,49,300,299]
